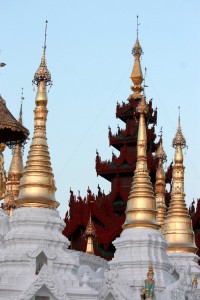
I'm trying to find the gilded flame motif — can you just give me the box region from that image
[83,213,96,254]
[16,22,59,209]
[123,96,159,230]
[163,115,196,253]
[155,130,167,231]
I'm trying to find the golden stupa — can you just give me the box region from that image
[164,114,197,253]
[155,129,167,230]
[16,21,59,210]
[4,91,25,215]
[123,95,159,230]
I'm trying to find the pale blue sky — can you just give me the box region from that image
[1,1,200,217]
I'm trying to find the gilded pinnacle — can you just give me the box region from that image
[16,24,59,210]
[84,213,96,254]
[84,214,96,237]
[155,132,167,229]
[4,98,24,214]
[123,97,159,230]
[164,116,196,253]
[156,130,167,162]
[4,143,23,215]
[129,28,144,99]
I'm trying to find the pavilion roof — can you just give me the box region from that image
[0,95,29,146]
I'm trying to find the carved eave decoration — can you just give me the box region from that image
[99,267,133,300]
[27,241,56,260]
[0,96,29,147]
[77,251,108,271]
[13,265,68,300]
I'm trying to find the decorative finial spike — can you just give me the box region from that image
[143,67,147,95]
[136,15,140,38]
[19,87,24,125]
[43,20,48,55]
[178,106,181,124]
[33,21,52,87]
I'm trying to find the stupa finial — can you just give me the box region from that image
[129,16,144,100]
[32,20,52,86]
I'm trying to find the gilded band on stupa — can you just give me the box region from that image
[16,21,59,209]
[164,112,196,253]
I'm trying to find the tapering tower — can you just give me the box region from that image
[155,129,167,230]
[4,90,25,215]
[110,96,173,298]
[164,114,197,253]
[16,22,58,209]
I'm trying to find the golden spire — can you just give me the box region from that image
[129,15,144,100]
[16,21,59,209]
[155,128,167,230]
[164,110,196,253]
[83,213,96,254]
[123,96,159,230]
[4,90,25,215]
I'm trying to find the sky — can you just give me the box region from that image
[0,1,200,218]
